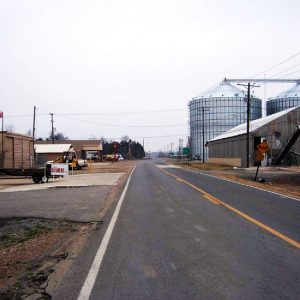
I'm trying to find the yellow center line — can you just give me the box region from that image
[158,166,300,249]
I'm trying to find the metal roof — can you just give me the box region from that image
[34,144,72,153]
[207,106,299,143]
[192,82,247,99]
[268,83,300,100]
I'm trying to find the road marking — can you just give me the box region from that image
[160,168,220,205]
[156,164,182,169]
[158,167,300,250]
[170,262,177,270]
[77,167,136,300]
[190,169,300,202]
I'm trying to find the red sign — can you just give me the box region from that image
[0,112,3,118]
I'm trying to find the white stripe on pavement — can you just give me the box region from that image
[77,167,136,300]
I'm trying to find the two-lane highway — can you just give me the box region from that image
[54,160,300,299]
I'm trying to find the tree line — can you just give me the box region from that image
[102,139,145,159]
[37,133,145,160]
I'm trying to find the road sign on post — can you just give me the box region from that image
[257,141,270,154]
[183,147,190,156]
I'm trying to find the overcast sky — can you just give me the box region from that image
[1,0,300,152]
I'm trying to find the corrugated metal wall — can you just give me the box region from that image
[207,108,300,167]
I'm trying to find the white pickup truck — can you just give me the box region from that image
[77,159,87,169]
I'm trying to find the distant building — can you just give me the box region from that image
[206,106,300,168]
[35,139,103,160]
[34,144,73,165]
[0,132,34,169]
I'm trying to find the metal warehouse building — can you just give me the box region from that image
[189,82,262,161]
[206,106,300,168]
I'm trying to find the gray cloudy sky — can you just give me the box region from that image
[1,0,300,152]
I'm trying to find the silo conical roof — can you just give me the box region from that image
[194,82,246,99]
[269,83,300,99]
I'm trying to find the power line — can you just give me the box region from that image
[281,69,300,78]
[74,133,188,140]
[251,51,300,78]
[55,108,186,116]
[270,62,300,78]
[5,113,48,118]
[57,114,187,128]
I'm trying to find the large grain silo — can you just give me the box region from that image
[189,82,262,160]
[267,83,300,115]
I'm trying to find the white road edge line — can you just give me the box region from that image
[77,167,136,300]
[188,169,300,202]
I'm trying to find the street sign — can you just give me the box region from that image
[50,163,69,176]
[183,147,190,155]
[257,141,270,154]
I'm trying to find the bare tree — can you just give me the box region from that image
[121,135,129,142]
[25,128,32,137]
[5,124,15,132]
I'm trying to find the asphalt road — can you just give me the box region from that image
[54,160,300,299]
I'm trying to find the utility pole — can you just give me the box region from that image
[246,83,251,168]
[238,82,259,168]
[50,113,54,144]
[199,107,209,163]
[1,111,4,168]
[202,107,205,163]
[32,106,36,167]
[32,106,36,142]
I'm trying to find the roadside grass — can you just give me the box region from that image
[0,223,49,248]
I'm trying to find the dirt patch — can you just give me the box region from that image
[0,218,90,299]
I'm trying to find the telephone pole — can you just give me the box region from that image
[50,113,54,144]
[32,106,36,166]
[32,106,36,142]
[237,82,259,168]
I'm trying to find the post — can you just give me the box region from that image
[50,113,54,144]
[237,82,259,168]
[254,165,260,181]
[32,106,36,167]
[1,113,3,168]
[202,107,205,163]
[246,83,250,168]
